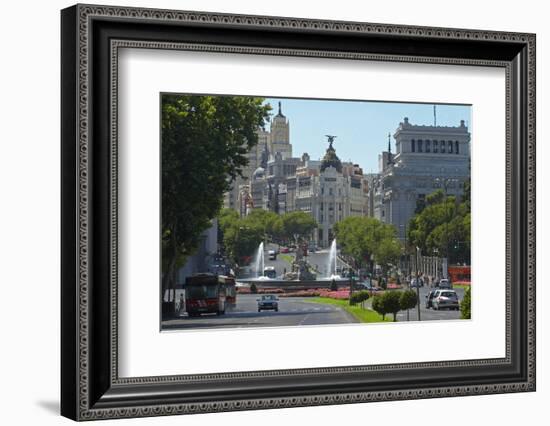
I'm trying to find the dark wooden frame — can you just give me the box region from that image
[61,4,536,421]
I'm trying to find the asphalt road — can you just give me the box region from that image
[301,247,348,278]
[395,285,465,321]
[162,294,358,330]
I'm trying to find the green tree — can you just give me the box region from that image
[246,209,283,243]
[161,95,270,300]
[349,290,370,307]
[382,291,402,322]
[460,287,471,319]
[399,289,418,321]
[222,221,264,263]
[333,216,401,274]
[407,180,471,264]
[280,211,317,244]
[371,295,387,320]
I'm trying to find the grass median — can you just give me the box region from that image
[279,254,294,265]
[307,297,391,323]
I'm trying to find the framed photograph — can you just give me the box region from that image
[61,4,536,421]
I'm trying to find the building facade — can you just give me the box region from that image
[223,103,370,248]
[371,117,471,240]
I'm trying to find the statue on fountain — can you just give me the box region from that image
[283,242,317,281]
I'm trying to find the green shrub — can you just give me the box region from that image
[349,290,370,306]
[460,287,471,319]
[330,279,338,291]
[400,289,418,311]
[382,291,401,321]
[371,295,386,320]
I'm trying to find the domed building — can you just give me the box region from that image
[320,136,342,173]
[294,136,369,248]
[223,104,370,248]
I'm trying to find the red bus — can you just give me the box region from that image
[185,274,226,317]
[218,275,237,307]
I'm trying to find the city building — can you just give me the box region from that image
[371,117,471,240]
[223,103,371,248]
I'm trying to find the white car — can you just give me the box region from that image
[432,289,460,310]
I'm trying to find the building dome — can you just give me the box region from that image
[253,166,265,179]
[320,137,342,173]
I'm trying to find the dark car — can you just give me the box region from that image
[257,294,279,312]
[410,278,424,288]
[437,278,453,289]
[425,289,438,309]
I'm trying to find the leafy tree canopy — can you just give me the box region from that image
[333,216,401,270]
[161,95,270,288]
[407,180,471,264]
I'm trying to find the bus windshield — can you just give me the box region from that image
[186,284,218,299]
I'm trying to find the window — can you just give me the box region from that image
[339,203,342,211]
[433,140,438,153]
[425,140,431,153]
[455,140,459,154]
[329,188,333,196]
[321,187,324,195]
[411,139,415,152]
[448,140,453,153]
[418,139,423,152]
[440,140,446,153]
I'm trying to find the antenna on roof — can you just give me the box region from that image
[433,105,437,126]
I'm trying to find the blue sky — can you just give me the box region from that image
[264,97,471,173]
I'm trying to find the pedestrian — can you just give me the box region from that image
[179,293,184,314]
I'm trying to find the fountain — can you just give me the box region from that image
[253,242,265,278]
[252,242,273,280]
[326,239,342,280]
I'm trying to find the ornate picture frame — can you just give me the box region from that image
[61,4,535,420]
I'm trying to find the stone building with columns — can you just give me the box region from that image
[223,102,371,248]
[371,117,471,241]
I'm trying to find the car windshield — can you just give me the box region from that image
[441,291,457,298]
[262,295,276,300]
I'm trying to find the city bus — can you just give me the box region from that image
[218,275,237,308]
[185,273,226,317]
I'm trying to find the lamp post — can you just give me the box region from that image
[434,176,459,277]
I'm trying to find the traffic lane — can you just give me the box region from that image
[161,294,358,330]
[264,243,293,277]
[305,249,347,277]
[396,286,465,321]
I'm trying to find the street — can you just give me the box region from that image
[162,294,358,330]
[395,285,465,321]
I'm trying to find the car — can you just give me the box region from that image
[257,294,279,312]
[263,266,277,279]
[437,278,452,289]
[425,289,438,309]
[352,281,370,290]
[280,247,290,254]
[410,277,424,288]
[432,289,460,310]
[268,249,277,260]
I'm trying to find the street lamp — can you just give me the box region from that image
[434,176,459,270]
